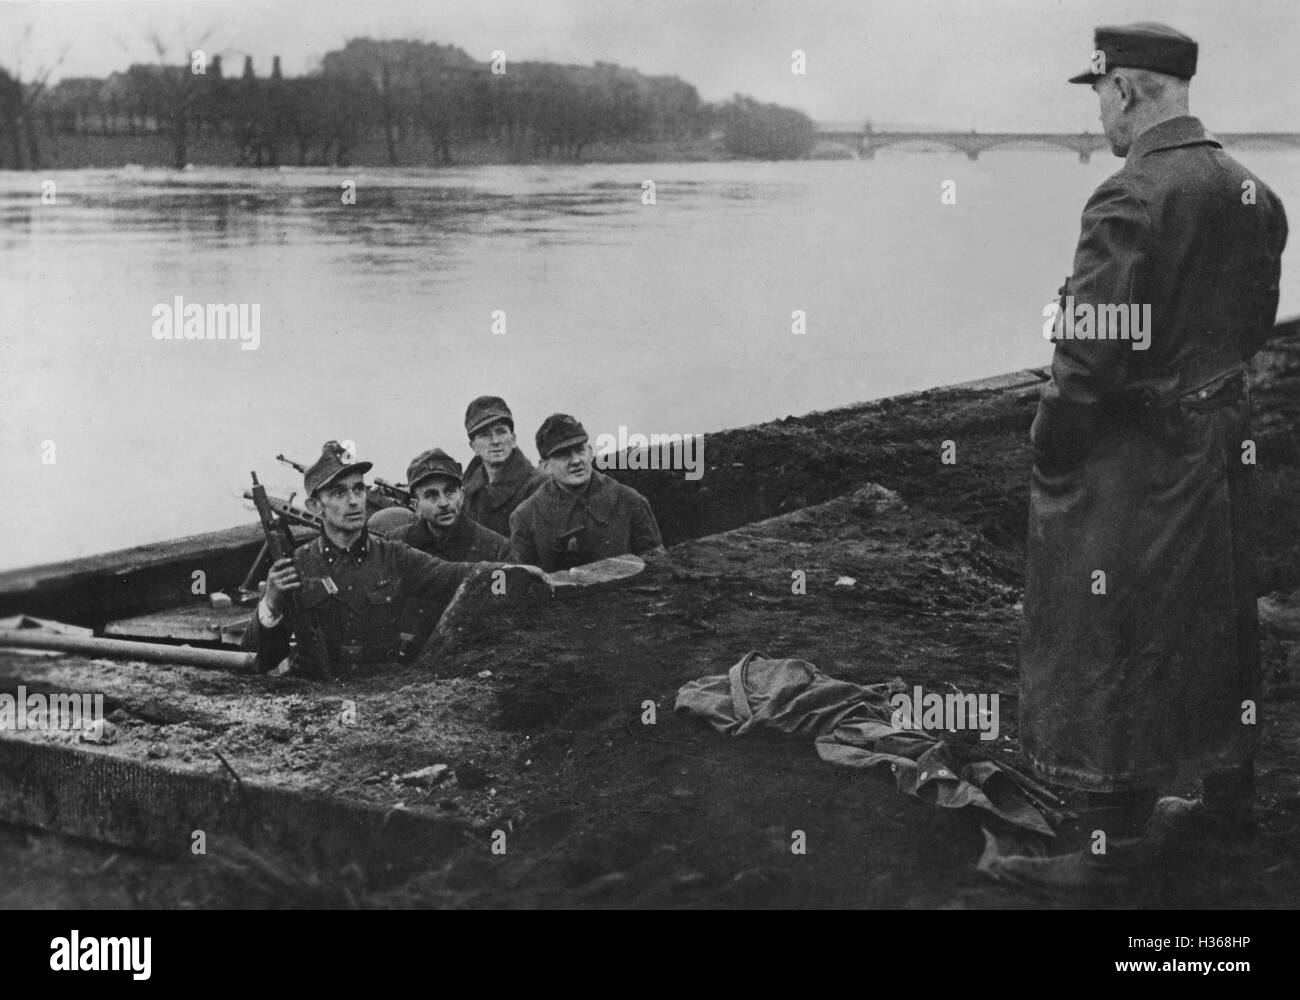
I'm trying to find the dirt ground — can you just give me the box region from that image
[3,332,1299,910]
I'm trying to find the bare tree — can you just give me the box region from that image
[1,22,68,168]
[142,32,213,168]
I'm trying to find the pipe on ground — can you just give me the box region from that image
[0,628,256,671]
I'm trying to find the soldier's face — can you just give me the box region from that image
[470,421,516,466]
[1093,74,1131,155]
[413,476,463,530]
[307,472,368,533]
[547,442,593,488]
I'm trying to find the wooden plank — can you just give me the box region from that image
[547,554,646,591]
[0,523,264,593]
[104,605,253,646]
[0,615,93,636]
[0,524,313,628]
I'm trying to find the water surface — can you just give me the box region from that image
[3,151,1297,569]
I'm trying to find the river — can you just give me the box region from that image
[2,150,1298,570]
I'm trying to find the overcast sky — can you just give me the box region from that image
[2,0,1296,130]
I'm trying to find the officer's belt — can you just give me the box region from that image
[1122,348,1246,411]
[1171,348,1247,397]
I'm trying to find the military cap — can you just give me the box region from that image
[465,396,515,438]
[304,440,372,495]
[536,413,589,459]
[1069,23,1198,84]
[406,447,464,490]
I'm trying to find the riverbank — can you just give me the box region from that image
[30,132,758,170]
[2,323,1298,909]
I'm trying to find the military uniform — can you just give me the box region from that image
[461,396,548,537]
[509,414,664,572]
[462,449,547,539]
[400,514,511,562]
[509,471,662,572]
[1022,26,1289,794]
[399,445,514,562]
[243,442,493,676]
[244,529,482,674]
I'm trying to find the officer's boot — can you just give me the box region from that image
[1147,762,1256,859]
[988,787,1158,902]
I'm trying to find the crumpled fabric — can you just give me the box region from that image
[675,651,1054,838]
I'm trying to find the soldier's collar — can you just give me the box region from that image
[549,470,617,523]
[417,510,472,547]
[448,510,475,543]
[1129,115,1220,158]
[320,527,371,561]
[498,447,535,479]
[470,448,536,506]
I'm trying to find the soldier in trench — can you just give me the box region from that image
[244,441,550,676]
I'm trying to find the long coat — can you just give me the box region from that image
[509,470,663,572]
[1022,116,1288,793]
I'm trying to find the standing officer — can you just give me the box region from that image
[398,447,513,562]
[461,395,549,538]
[509,414,664,572]
[244,442,549,676]
[1003,23,1288,896]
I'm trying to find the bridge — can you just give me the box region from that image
[816,127,1300,163]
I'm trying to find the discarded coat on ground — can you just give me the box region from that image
[675,652,1053,837]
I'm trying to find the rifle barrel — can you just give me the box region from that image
[373,478,412,503]
[243,489,321,530]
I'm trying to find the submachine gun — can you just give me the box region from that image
[237,487,321,601]
[247,472,331,676]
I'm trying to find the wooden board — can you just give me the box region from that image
[104,604,253,646]
[0,522,313,627]
[546,554,646,590]
[0,615,93,636]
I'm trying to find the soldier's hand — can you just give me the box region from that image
[505,563,555,594]
[480,562,554,598]
[264,558,301,614]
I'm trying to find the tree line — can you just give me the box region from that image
[1,37,816,169]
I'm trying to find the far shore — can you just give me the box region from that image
[22,133,876,170]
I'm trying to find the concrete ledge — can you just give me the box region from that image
[0,734,473,870]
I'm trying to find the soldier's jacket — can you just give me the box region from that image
[1022,116,1288,792]
[462,447,549,538]
[399,512,512,563]
[509,470,663,572]
[242,529,485,675]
